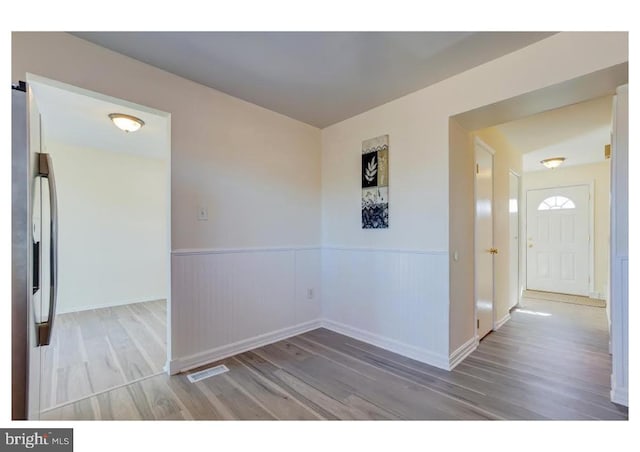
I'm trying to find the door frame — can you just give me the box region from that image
[473,137,496,337]
[508,169,521,309]
[609,84,628,406]
[524,181,595,297]
[23,73,173,418]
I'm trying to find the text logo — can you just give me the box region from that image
[0,429,72,451]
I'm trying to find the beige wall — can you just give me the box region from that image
[448,119,475,352]
[474,127,523,327]
[523,161,611,298]
[321,32,627,356]
[12,32,322,251]
[49,142,167,313]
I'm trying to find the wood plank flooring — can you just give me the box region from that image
[522,289,606,307]
[41,299,167,412]
[41,297,627,420]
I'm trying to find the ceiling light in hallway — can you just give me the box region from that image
[540,157,565,169]
[109,113,145,132]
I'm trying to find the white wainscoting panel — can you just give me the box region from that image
[170,247,321,373]
[610,257,628,406]
[295,249,323,324]
[321,248,450,369]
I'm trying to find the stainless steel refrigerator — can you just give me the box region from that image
[12,82,58,420]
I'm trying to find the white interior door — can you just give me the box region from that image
[526,185,590,296]
[475,140,495,339]
[509,171,520,309]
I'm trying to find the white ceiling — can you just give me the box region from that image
[71,31,555,128]
[494,95,613,173]
[30,79,169,159]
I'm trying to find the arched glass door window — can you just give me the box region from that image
[537,195,576,211]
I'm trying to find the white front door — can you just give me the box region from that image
[475,140,495,339]
[526,185,590,296]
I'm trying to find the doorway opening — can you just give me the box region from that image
[26,74,171,417]
[498,94,613,311]
[470,96,611,323]
[448,63,628,407]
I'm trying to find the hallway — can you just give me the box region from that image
[41,297,627,420]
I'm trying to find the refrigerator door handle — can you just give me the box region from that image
[36,153,58,347]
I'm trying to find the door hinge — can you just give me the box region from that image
[477,319,480,329]
[12,81,26,92]
[476,164,480,174]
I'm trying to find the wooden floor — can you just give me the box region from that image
[41,297,627,420]
[41,299,167,412]
[522,289,606,307]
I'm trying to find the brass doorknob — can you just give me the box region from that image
[488,248,498,254]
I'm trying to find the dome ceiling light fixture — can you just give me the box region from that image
[108,113,145,133]
[540,157,566,169]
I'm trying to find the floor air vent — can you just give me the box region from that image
[187,364,229,383]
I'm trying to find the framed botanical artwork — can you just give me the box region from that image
[361,134,389,229]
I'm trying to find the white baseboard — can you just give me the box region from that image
[448,335,478,370]
[611,385,628,407]
[320,318,449,370]
[493,313,511,331]
[168,319,322,374]
[172,246,321,256]
[57,297,166,315]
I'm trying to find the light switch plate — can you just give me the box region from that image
[197,206,208,221]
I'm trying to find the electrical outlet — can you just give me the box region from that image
[307,288,314,299]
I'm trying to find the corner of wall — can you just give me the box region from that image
[448,118,475,354]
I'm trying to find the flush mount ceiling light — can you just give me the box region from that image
[108,113,145,132]
[540,157,565,169]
